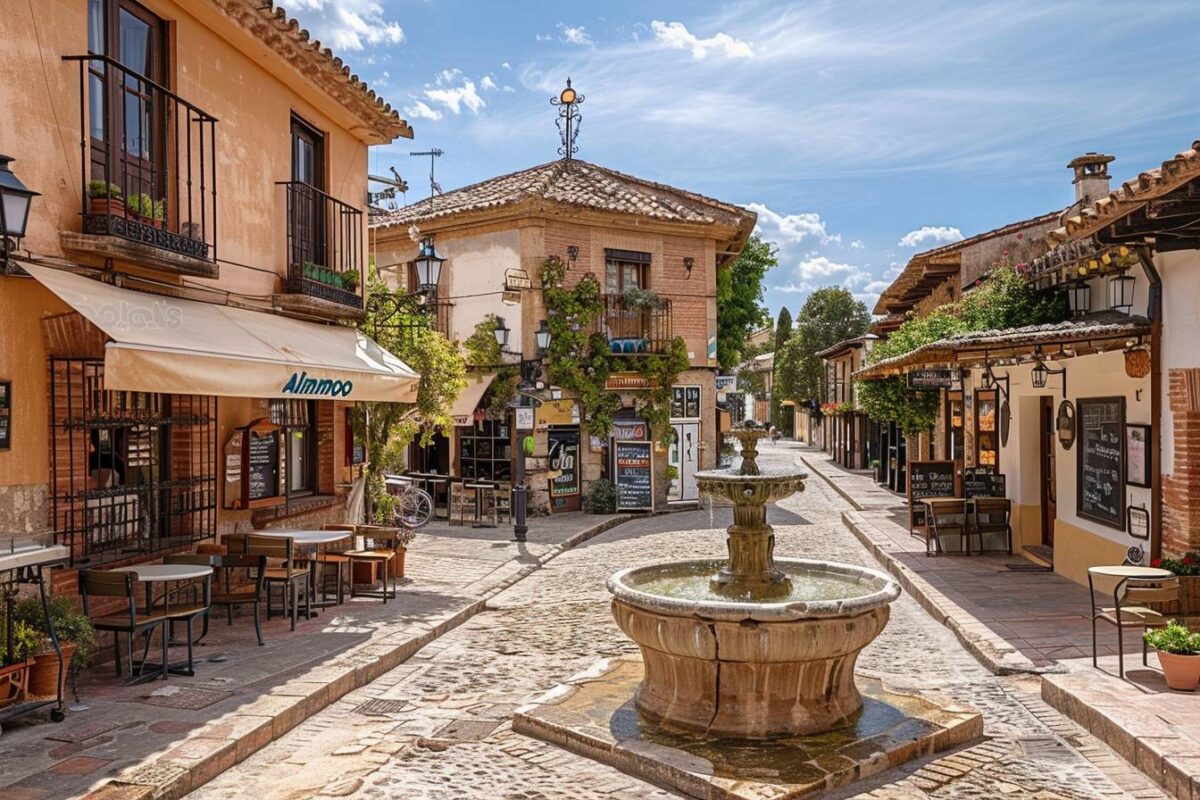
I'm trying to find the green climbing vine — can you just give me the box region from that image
[464,313,520,418]
[539,255,689,445]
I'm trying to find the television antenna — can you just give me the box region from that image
[410,148,444,205]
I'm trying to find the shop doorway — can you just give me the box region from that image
[668,422,700,503]
[1039,396,1057,547]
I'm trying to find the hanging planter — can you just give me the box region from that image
[1125,348,1151,379]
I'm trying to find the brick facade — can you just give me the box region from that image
[1164,368,1200,555]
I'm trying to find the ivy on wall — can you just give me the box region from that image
[539,255,689,444]
[464,313,520,419]
[856,258,1068,436]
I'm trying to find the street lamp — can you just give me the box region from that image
[0,155,39,265]
[512,323,552,543]
[493,315,510,348]
[1108,271,1136,314]
[413,238,445,295]
[1031,361,1048,388]
[1066,282,1091,318]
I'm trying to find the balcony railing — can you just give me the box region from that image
[599,293,674,355]
[280,181,365,310]
[65,55,218,264]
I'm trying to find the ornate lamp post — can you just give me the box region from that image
[551,79,585,161]
[511,320,552,542]
[413,237,445,296]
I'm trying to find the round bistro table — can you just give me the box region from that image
[110,564,213,681]
[251,529,355,611]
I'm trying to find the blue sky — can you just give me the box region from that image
[282,0,1200,319]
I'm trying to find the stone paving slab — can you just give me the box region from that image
[514,655,984,800]
[801,450,1124,674]
[0,512,627,800]
[1043,657,1200,800]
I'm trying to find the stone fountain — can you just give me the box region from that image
[515,428,981,799]
[607,427,901,739]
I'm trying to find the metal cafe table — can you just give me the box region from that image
[250,529,354,612]
[110,563,213,682]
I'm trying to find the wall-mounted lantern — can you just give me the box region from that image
[1067,282,1092,317]
[535,319,552,354]
[683,256,695,278]
[413,237,445,295]
[1108,271,1136,314]
[0,154,39,266]
[493,316,510,349]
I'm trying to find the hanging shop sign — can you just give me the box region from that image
[999,400,1011,447]
[538,399,579,427]
[1077,396,1125,529]
[612,421,649,441]
[906,369,959,389]
[614,440,653,511]
[605,372,653,391]
[0,380,10,451]
[1127,506,1150,541]
[515,406,535,432]
[1056,400,1076,450]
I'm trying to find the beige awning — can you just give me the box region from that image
[26,264,418,403]
[450,374,495,425]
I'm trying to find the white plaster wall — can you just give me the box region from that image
[440,230,523,345]
[986,348,1150,549]
[1157,249,1200,470]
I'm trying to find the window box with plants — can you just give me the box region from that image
[87,180,125,218]
[301,262,361,295]
[126,193,166,229]
[1144,621,1200,691]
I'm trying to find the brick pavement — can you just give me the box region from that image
[801,449,1124,672]
[189,444,1165,800]
[0,512,624,800]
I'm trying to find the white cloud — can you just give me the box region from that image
[559,23,593,46]
[748,203,840,246]
[898,225,964,248]
[535,33,553,42]
[650,20,753,60]
[424,79,486,115]
[849,239,865,250]
[795,255,857,281]
[403,100,442,122]
[480,75,499,91]
[502,85,516,93]
[501,61,512,70]
[283,0,404,51]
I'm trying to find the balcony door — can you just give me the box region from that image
[290,116,327,270]
[88,0,166,204]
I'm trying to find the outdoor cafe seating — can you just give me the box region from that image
[916,496,1012,556]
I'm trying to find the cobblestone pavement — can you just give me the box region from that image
[191,443,1164,800]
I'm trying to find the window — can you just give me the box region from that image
[604,249,651,294]
[270,399,316,495]
[457,419,512,482]
[289,116,327,271]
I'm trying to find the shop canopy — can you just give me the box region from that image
[27,264,419,403]
[854,312,1151,381]
[449,373,495,425]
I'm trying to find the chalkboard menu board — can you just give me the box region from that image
[549,428,580,497]
[0,381,10,451]
[907,460,957,531]
[614,441,653,511]
[963,469,1006,499]
[1077,396,1125,528]
[248,431,279,502]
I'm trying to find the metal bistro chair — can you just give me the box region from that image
[79,570,170,682]
[969,498,1013,556]
[346,526,400,603]
[232,534,310,630]
[1089,570,1180,678]
[166,553,268,646]
[449,482,477,527]
[923,498,968,556]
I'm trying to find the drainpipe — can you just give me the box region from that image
[1138,245,1163,560]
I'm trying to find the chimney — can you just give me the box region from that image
[1068,152,1115,205]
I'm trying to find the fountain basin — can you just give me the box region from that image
[695,469,808,506]
[608,558,901,739]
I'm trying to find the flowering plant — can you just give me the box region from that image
[1152,552,1200,576]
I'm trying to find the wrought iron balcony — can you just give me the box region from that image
[64,55,218,271]
[280,181,365,312]
[599,293,674,355]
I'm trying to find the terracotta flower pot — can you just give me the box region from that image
[89,197,126,217]
[1158,651,1200,691]
[0,658,33,708]
[27,644,76,699]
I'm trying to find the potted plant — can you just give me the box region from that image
[621,286,664,310]
[87,180,124,217]
[393,526,416,579]
[14,596,96,700]
[1150,553,1200,616]
[1144,621,1200,690]
[127,193,166,228]
[339,269,360,293]
[0,620,42,708]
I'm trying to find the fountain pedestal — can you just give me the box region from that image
[608,428,901,740]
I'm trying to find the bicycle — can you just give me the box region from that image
[384,475,434,529]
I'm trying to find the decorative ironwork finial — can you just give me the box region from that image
[551,78,584,161]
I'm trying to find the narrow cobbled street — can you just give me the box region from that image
[191,442,1163,800]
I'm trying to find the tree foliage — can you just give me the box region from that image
[716,234,774,371]
[357,263,467,520]
[769,307,792,428]
[857,258,1067,436]
[777,287,871,404]
[464,314,520,419]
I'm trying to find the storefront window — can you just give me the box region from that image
[458,419,513,482]
[271,399,316,495]
[975,389,999,470]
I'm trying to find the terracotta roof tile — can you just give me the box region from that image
[372,159,755,231]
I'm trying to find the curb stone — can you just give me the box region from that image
[85,514,630,800]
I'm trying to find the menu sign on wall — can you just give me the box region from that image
[907,460,957,531]
[0,381,10,450]
[224,419,285,510]
[962,469,1006,499]
[614,441,653,511]
[247,431,279,502]
[1077,396,1125,529]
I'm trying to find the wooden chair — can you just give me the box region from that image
[493,483,512,524]
[166,553,268,646]
[923,498,968,556]
[346,526,399,603]
[242,534,309,630]
[79,570,170,682]
[450,483,477,526]
[1089,571,1180,678]
[318,525,356,605]
[969,498,1013,555]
